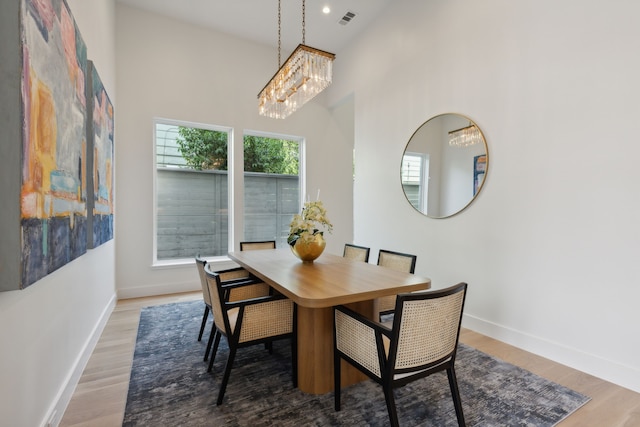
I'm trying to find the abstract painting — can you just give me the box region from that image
[19,0,88,287]
[86,60,114,249]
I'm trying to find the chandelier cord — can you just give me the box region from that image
[258,0,335,119]
[302,0,306,45]
[277,0,281,67]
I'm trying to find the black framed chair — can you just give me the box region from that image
[375,249,417,320]
[204,265,297,405]
[343,243,370,262]
[334,282,468,427]
[195,256,214,342]
[197,255,271,362]
[240,240,276,251]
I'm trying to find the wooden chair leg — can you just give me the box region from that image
[216,346,237,405]
[198,306,210,341]
[447,366,466,427]
[383,384,400,427]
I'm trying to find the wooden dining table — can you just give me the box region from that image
[228,249,431,394]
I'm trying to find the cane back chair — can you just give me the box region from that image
[205,265,297,405]
[196,255,271,362]
[239,240,277,251]
[375,249,417,320]
[343,243,371,263]
[196,255,261,341]
[334,282,468,427]
[195,256,214,343]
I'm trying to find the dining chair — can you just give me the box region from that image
[239,240,276,251]
[334,282,468,427]
[197,255,271,362]
[204,265,298,405]
[195,256,214,343]
[343,243,370,262]
[240,240,279,352]
[375,249,417,320]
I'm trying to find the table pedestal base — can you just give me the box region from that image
[296,301,373,394]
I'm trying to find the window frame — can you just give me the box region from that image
[151,118,306,268]
[152,117,233,267]
[238,129,305,249]
[401,151,429,212]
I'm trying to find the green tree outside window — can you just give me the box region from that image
[176,127,298,174]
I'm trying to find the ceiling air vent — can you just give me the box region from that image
[338,10,357,26]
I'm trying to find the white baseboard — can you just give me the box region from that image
[42,294,117,427]
[462,313,640,394]
[117,259,238,300]
[117,281,201,300]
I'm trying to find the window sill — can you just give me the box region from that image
[152,256,238,270]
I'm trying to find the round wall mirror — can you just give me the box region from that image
[401,113,488,218]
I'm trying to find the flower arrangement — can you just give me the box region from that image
[287,200,333,247]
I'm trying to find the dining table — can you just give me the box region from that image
[227,248,431,394]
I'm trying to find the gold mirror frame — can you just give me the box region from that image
[401,113,488,218]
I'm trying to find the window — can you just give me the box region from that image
[154,119,230,261]
[401,152,428,212]
[154,120,302,263]
[156,123,187,168]
[243,133,301,248]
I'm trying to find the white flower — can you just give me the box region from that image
[288,200,333,246]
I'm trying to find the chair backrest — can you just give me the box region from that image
[343,244,370,262]
[377,249,417,273]
[195,255,212,306]
[203,265,231,335]
[389,283,467,371]
[240,240,276,251]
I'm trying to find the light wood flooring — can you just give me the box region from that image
[60,292,640,427]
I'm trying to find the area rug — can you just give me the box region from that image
[123,300,590,426]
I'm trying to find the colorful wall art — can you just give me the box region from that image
[19,0,88,287]
[86,61,114,249]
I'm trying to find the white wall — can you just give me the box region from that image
[0,2,117,426]
[114,4,354,298]
[328,0,640,392]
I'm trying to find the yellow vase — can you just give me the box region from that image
[291,234,326,263]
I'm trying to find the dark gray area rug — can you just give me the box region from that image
[123,300,590,426]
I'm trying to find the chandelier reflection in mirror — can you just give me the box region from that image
[448,124,483,148]
[258,0,335,119]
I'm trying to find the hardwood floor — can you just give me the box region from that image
[60,292,640,427]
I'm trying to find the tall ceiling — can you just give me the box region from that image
[116,0,392,55]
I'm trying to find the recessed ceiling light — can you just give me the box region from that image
[322,6,330,14]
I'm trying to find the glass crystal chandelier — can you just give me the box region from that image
[258,0,335,119]
[448,124,483,148]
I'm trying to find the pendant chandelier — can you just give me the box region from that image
[448,123,483,148]
[258,0,336,119]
